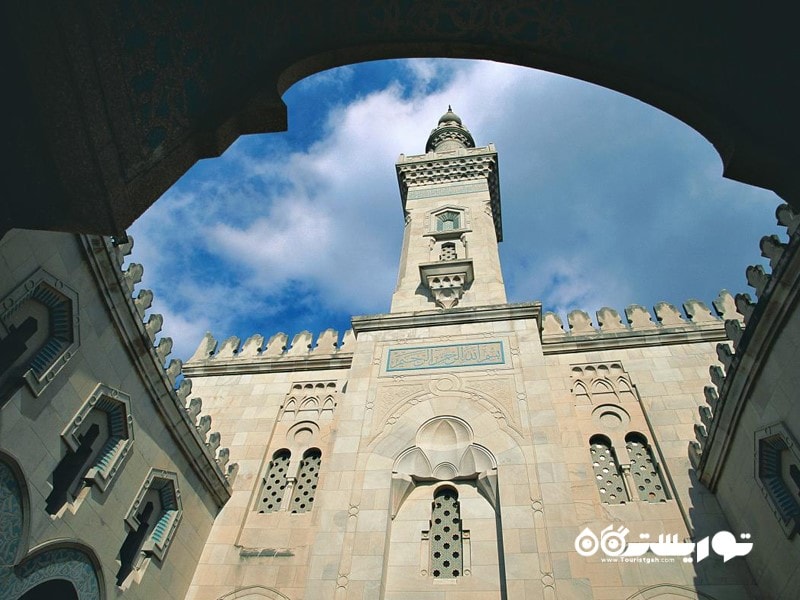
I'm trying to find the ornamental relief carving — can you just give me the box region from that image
[370,383,427,428]
[369,373,522,444]
[570,361,637,405]
[466,376,519,422]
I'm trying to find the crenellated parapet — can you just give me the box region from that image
[81,234,237,507]
[540,292,737,354]
[183,328,355,376]
[690,203,800,487]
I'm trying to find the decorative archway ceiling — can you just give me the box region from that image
[3,2,798,234]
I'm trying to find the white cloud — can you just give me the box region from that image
[129,59,779,360]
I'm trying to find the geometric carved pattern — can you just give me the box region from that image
[0,458,24,566]
[372,376,522,443]
[258,449,291,513]
[423,268,472,309]
[429,486,463,579]
[395,417,496,482]
[280,381,336,421]
[392,417,499,518]
[371,383,425,424]
[440,242,457,261]
[1,546,101,600]
[589,434,627,504]
[289,449,321,514]
[467,376,518,424]
[570,362,636,405]
[626,433,668,502]
[1,458,101,598]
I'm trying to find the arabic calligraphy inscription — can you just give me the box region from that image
[386,341,505,372]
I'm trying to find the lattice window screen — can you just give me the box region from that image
[440,242,457,261]
[430,487,463,578]
[626,434,667,502]
[289,449,321,513]
[436,211,461,231]
[590,437,627,504]
[258,450,290,513]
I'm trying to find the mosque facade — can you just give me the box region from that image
[1,109,798,599]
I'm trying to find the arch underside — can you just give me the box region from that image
[3,2,798,235]
[1,457,103,599]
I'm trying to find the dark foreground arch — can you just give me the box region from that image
[18,578,79,600]
[3,543,104,600]
[2,2,798,235]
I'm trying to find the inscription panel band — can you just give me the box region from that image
[406,182,486,201]
[386,341,505,372]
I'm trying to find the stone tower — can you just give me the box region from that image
[1,106,783,600]
[392,107,507,311]
[176,109,763,599]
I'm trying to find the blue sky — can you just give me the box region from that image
[128,59,780,360]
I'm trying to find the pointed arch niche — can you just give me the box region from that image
[383,416,504,597]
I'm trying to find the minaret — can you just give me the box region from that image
[391,107,506,312]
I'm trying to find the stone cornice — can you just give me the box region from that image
[396,146,502,241]
[183,354,353,377]
[79,235,231,508]
[352,302,541,334]
[542,322,728,354]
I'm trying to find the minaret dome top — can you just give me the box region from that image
[425,106,476,153]
[438,106,462,125]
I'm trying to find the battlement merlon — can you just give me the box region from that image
[82,235,235,505]
[183,328,355,376]
[396,145,502,242]
[540,291,742,354]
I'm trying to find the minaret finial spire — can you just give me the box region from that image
[426,107,474,153]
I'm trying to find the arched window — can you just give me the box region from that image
[258,449,291,513]
[625,432,667,502]
[117,470,181,588]
[289,449,321,513]
[436,211,461,231]
[589,434,627,504]
[47,384,133,515]
[0,269,79,401]
[430,486,463,578]
[756,424,800,536]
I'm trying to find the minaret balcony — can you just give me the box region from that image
[419,259,475,309]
